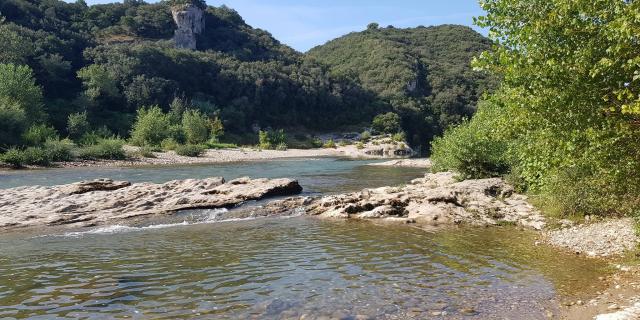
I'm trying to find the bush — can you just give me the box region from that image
[182,109,209,144]
[430,120,509,180]
[78,138,126,160]
[323,139,336,148]
[356,141,365,149]
[67,112,90,140]
[360,131,371,141]
[372,112,401,134]
[206,141,237,149]
[136,146,156,158]
[22,147,50,166]
[161,137,179,150]
[276,142,287,151]
[175,144,205,157]
[43,138,74,162]
[258,129,287,150]
[130,106,172,147]
[1,148,25,168]
[78,127,115,146]
[311,137,323,148]
[392,131,406,142]
[22,124,58,146]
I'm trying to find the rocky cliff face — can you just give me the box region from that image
[171,4,205,50]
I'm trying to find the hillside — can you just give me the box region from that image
[0,0,492,152]
[307,24,497,148]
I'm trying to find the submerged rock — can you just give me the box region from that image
[0,177,302,229]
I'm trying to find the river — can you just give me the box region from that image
[0,158,609,319]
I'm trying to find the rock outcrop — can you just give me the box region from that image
[171,4,205,50]
[0,177,302,229]
[253,172,545,230]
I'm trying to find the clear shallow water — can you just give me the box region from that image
[0,218,607,319]
[0,158,610,319]
[0,158,424,194]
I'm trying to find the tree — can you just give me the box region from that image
[372,112,401,134]
[181,109,209,144]
[367,22,379,30]
[67,111,90,140]
[130,106,172,146]
[0,64,45,146]
[77,65,120,100]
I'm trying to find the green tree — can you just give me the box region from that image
[67,111,91,140]
[77,65,120,100]
[181,109,209,144]
[372,112,401,134]
[0,64,45,146]
[433,0,640,217]
[130,106,172,146]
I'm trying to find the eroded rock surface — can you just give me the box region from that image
[0,177,302,229]
[171,4,204,49]
[256,172,545,230]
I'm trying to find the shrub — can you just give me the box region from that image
[392,131,406,142]
[1,148,25,168]
[430,120,509,180]
[130,106,172,147]
[67,112,90,140]
[175,144,205,157]
[276,142,287,151]
[161,138,179,151]
[356,141,365,149]
[323,139,336,148]
[338,140,348,147]
[22,147,50,166]
[372,112,401,134]
[360,131,371,141]
[206,141,237,149]
[258,129,287,150]
[311,137,323,148]
[22,124,58,146]
[43,138,74,162]
[182,109,209,144]
[136,146,156,158]
[78,138,126,160]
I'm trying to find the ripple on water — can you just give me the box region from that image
[0,216,609,319]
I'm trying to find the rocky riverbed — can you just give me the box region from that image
[0,177,302,229]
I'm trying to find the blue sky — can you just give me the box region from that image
[86,0,486,52]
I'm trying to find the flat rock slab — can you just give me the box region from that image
[0,177,302,229]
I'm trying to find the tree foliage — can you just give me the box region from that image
[307,25,498,148]
[432,0,640,217]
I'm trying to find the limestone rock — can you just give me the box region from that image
[301,172,546,229]
[171,4,205,50]
[0,177,302,229]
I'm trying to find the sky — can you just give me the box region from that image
[86,0,486,52]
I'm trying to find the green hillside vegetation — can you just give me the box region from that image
[307,24,498,148]
[0,0,494,165]
[431,0,640,218]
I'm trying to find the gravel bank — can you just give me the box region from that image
[546,218,639,257]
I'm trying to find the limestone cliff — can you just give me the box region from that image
[171,4,205,50]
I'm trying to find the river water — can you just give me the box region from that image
[0,158,609,319]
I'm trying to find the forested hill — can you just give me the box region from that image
[0,0,492,150]
[307,24,497,147]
